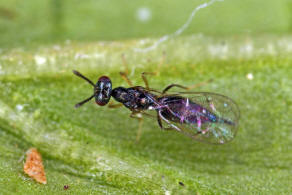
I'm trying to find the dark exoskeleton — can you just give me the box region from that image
[73,70,240,144]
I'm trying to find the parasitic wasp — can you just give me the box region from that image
[73,70,240,144]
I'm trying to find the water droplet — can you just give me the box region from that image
[165,190,171,195]
[136,7,152,22]
[246,73,253,80]
[34,55,47,66]
[16,104,24,111]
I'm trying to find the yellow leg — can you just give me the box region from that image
[186,79,213,91]
[120,71,133,87]
[136,118,144,143]
[121,53,129,75]
[108,102,123,108]
[130,112,144,143]
[141,72,156,90]
[157,51,166,73]
[120,54,134,87]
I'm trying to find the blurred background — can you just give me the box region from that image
[0,0,291,48]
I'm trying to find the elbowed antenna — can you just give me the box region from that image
[75,94,95,108]
[73,70,96,108]
[73,70,95,87]
[73,70,113,108]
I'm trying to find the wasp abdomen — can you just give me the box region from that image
[158,96,218,125]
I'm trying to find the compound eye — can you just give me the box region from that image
[95,76,112,106]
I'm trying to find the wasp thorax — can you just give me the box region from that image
[95,76,112,106]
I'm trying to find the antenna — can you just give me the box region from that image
[73,70,95,87]
[75,94,95,108]
[73,70,96,108]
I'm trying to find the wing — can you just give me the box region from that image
[157,92,240,144]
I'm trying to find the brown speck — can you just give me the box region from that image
[23,148,47,184]
[64,185,69,190]
[179,181,185,186]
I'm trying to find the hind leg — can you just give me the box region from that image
[162,84,188,94]
[162,80,213,94]
[157,114,173,131]
[130,112,144,143]
[156,111,181,131]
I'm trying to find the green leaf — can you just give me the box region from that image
[0,36,292,193]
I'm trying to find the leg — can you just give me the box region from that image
[130,112,144,143]
[120,54,133,86]
[120,71,133,87]
[162,84,188,94]
[157,111,203,140]
[157,112,174,131]
[121,53,129,75]
[157,51,166,72]
[187,79,213,90]
[108,102,123,108]
[157,111,182,131]
[141,72,156,90]
[162,79,213,94]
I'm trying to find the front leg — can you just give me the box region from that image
[107,102,123,108]
[120,71,133,87]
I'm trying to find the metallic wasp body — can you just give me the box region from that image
[73,70,240,144]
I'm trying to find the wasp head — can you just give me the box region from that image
[94,76,112,106]
[73,70,112,108]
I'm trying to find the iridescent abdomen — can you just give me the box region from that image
[158,96,217,126]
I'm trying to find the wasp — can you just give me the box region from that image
[73,70,239,144]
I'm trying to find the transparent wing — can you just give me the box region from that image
[157,92,240,144]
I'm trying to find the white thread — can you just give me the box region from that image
[134,0,223,53]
